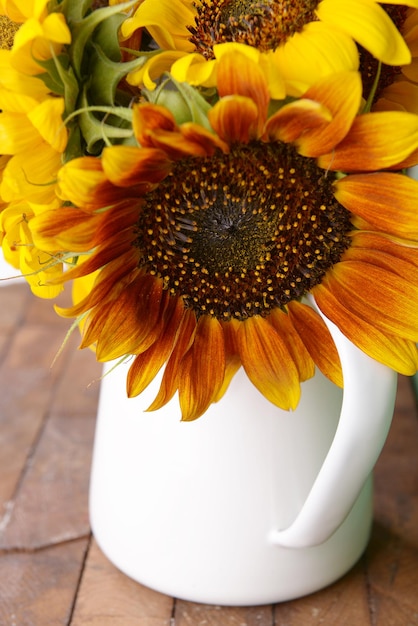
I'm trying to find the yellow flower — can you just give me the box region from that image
[0,198,63,297]
[122,0,418,97]
[31,54,418,420]
[0,0,71,74]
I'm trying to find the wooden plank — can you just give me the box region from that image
[0,321,74,521]
[0,344,101,549]
[273,560,370,625]
[70,539,174,625]
[174,601,273,625]
[364,375,418,625]
[0,283,31,334]
[0,538,88,626]
[0,284,102,548]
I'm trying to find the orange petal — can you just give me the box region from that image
[334,172,418,240]
[127,296,185,397]
[216,49,269,134]
[266,71,362,156]
[313,281,418,375]
[178,315,226,421]
[287,300,343,387]
[133,102,177,146]
[349,230,418,272]
[264,99,332,144]
[235,315,301,410]
[94,275,166,360]
[147,308,197,411]
[322,264,418,342]
[210,95,267,144]
[268,307,315,382]
[102,146,172,187]
[213,318,241,403]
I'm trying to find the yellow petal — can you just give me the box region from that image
[121,0,194,51]
[271,21,359,97]
[317,0,411,65]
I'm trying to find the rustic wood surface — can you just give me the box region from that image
[0,281,418,625]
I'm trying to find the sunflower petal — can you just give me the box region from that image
[265,71,362,156]
[322,263,418,342]
[271,21,359,97]
[97,275,170,361]
[287,300,343,387]
[127,296,185,397]
[319,111,418,171]
[334,172,418,239]
[209,95,259,143]
[102,146,172,187]
[215,46,269,133]
[313,282,418,375]
[268,308,315,382]
[317,0,411,65]
[235,315,300,410]
[121,0,195,51]
[178,315,226,421]
[147,308,197,411]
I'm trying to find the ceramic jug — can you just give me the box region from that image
[89,303,397,605]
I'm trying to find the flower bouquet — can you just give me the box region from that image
[1,0,418,605]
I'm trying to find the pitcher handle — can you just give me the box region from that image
[269,297,397,548]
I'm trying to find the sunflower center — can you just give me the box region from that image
[359,4,408,104]
[134,141,352,320]
[0,15,19,50]
[188,0,319,58]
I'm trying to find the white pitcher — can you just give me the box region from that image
[89,305,397,605]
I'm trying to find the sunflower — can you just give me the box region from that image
[30,51,418,420]
[361,5,418,112]
[121,0,418,98]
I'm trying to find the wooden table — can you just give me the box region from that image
[1,282,418,625]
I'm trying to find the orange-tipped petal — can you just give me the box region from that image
[147,308,197,411]
[102,146,172,187]
[334,172,418,240]
[268,308,315,382]
[94,275,166,360]
[265,99,332,143]
[127,296,185,397]
[235,315,300,410]
[319,111,418,171]
[133,102,178,146]
[287,300,343,387]
[322,264,418,342]
[313,282,418,375]
[209,95,260,143]
[178,315,226,421]
[216,48,269,134]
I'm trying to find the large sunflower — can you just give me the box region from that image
[32,52,418,420]
[122,0,418,97]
